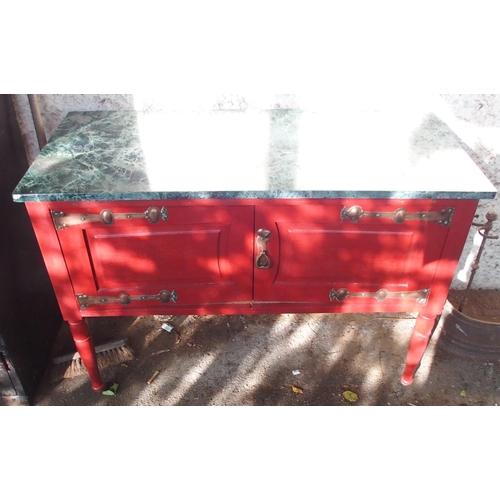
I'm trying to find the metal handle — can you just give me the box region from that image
[256,228,271,269]
[52,206,168,230]
[340,205,454,226]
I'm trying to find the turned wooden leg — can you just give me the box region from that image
[68,319,105,391]
[400,313,437,386]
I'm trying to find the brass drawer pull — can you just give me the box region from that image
[340,205,454,226]
[256,228,272,269]
[329,287,429,304]
[52,206,168,230]
[77,289,177,308]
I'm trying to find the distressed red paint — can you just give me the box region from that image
[26,197,478,390]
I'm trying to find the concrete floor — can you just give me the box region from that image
[32,308,500,406]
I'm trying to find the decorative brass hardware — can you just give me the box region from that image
[52,206,168,230]
[76,289,177,308]
[340,205,454,226]
[256,228,272,269]
[329,287,429,304]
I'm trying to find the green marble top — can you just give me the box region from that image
[12,109,497,202]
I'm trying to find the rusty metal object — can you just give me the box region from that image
[76,289,177,308]
[436,299,500,362]
[340,205,455,226]
[52,206,168,230]
[436,211,499,360]
[458,210,498,313]
[329,287,430,304]
[256,228,272,269]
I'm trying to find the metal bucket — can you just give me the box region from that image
[435,299,500,362]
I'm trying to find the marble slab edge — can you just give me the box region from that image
[12,189,497,203]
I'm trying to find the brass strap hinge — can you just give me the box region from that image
[329,287,430,305]
[52,206,168,230]
[341,205,454,226]
[77,289,177,309]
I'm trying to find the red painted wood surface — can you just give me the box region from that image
[401,198,478,384]
[54,201,254,312]
[25,202,105,391]
[25,202,82,323]
[67,319,105,391]
[25,197,479,389]
[254,199,453,309]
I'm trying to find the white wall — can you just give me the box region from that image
[437,95,500,289]
[11,93,500,289]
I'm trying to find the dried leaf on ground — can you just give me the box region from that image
[291,385,304,394]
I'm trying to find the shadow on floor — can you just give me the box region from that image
[31,310,500,406]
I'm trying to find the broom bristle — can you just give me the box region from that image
[51,342,135,381]
[96,344,135,371]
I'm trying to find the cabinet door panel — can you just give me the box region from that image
[87,226,226,288]
[276,224,416,286]
[55,202,254,309]
[254,200,452,305]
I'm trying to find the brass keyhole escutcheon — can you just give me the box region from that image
[256,228,271,269]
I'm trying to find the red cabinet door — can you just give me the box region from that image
[253,199,454,311]
[54,201,254,312]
